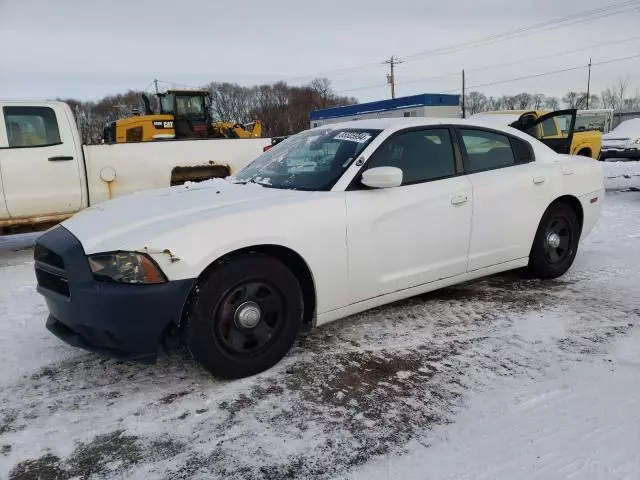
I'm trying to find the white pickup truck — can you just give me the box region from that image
[0,100,269,233]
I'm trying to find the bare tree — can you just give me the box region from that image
[310,77,333,109]
[487,96,503,110]
[601,88,617,109]
[617,76,629,109]
[513,92,533,110]
[586,94,601,109]
[501,95,518,110]
[562,91,582,108]
[545,96,560,109]
[532,93,546,109]
[623,95,640,109]
[600,77,631,110]
[466,91,488,115]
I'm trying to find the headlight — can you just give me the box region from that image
[87,252,166,284]
[631,137,640,145]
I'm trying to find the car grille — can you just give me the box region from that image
[602,139,628,149]
[34,244,70,297]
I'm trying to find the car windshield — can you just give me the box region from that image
[231,127,381,191]
[610,119,640,136]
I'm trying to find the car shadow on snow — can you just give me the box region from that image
[5,272,638,480]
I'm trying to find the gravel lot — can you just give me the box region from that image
[1,162,639,480]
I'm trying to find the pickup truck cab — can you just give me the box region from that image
[0,100,269,233]
[471,109,601,159]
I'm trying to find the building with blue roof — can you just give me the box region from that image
[309,93,460,127]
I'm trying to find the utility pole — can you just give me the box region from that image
[384,56,403,99]
[586,58,592,109]
[461,69,466,118]
[154,79,159,94]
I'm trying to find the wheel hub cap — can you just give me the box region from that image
[234,301,261,329]
[547,232,561,249]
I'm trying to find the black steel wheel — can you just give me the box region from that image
[215,281,284,356]
[182,253,303,378]
[528,202,580,279]
[543,217,574,265]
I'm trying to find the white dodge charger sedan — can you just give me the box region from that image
[35,118,604,378]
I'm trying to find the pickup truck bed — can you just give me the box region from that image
[0,100,269,233]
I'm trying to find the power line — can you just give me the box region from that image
[142,80,156,93]
[401,1,640,63]
[337,35,640,94]
[286,0,639,82]
[436,53,640,93]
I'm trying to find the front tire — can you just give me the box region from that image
[182,253,303,378]
[528,203,580,279]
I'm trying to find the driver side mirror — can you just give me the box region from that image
[361,166,403,189]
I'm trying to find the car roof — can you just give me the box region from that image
[316,116,550,153]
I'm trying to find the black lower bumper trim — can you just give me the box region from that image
[46,315,156,363]
[35,226,196,362]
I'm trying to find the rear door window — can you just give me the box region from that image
[460,129,516,173]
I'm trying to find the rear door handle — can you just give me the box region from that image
[533,176,546,185]
[451,195,468,206]
[48,156,74,162]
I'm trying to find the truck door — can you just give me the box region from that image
[512,109,577,155]
[0,103,84,219]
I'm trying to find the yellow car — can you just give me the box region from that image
[471,110,601,159]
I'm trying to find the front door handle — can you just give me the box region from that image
[48,156,74,162]
[533,176,546,185]
[451,195,468,206]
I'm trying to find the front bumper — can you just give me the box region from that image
[599,147,640,160]
[35,226,194,362]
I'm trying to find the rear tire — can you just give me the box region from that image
[527,203,580,279]
[181,253,303,378]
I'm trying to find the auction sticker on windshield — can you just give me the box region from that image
[334,131,372,143]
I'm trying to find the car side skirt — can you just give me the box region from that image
[316,257,529,326]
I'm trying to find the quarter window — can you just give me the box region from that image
[4,106,61,148]
[510,136,534,163]
[460,129,515,173]
[366,128,456,185]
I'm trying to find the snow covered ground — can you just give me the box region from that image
[0,162,639,480]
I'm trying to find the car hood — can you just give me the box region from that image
[602,131,632,141]
[62,179,303,254]
[603,120,640,140]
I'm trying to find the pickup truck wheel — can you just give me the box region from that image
[528,203,579,279]
[182,253,303,378]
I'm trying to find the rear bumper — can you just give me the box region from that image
[599,148,640,160]
[35,226,194,362]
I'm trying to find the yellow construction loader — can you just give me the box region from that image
[103,89,262,143]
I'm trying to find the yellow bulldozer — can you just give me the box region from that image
[103,89,262,143]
